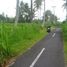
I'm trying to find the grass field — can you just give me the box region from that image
[0,23,47,67]
[61,23,67,65]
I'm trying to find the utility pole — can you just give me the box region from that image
[15,0,19,26]
[42,0,45,27]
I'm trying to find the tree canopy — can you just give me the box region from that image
[45,10,57,23]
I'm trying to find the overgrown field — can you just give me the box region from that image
[62,23,67,65]
[0,23,47,67]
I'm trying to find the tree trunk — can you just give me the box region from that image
[15,0,19,26]
[0,64,2,67]
[66,0,67,21]
[30,0,33,22]
[66,7,67,21]
[42,0,45,27]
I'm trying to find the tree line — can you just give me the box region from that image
[2,0,67,23]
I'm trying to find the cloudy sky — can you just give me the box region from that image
[0,0,66,21]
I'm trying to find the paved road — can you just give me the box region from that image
[10,28,64,67]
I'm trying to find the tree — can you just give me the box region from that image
[63,0,67,21]
[42,0,45,27]
[30,0,33,22]
[0,13,6,22]
[15,0,19,25]
[19,1,33,22]
[43,10,57,24]
[17,0,44,22]
[34,0,43,20]
[30,0,43,22]
[34,0,43,10]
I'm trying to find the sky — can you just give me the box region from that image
[0,0,66,21]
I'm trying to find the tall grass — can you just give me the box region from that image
[62,24,67,41]
[62,23,67,64]
[0,23,46,67]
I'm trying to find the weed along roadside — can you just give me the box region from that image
[61,23,67,67]
[0,23,47,67]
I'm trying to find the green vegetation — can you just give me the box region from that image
[62,23,67,64]
[0,23,47,67]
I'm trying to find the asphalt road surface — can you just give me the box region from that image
[10,28,64,67]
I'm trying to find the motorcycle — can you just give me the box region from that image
[47,26,51,33]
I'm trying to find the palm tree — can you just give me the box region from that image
[30,0,43,22]
[15,0,19,26]
[34,0,45,26]
[30,0,33,22]
[34,0,43,9]
[42,0,45,27]
[34,0,43,19]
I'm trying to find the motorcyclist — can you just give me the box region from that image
[47,26,51,33]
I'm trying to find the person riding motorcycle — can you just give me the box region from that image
[47,26,51,33]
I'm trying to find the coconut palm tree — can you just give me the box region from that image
[34,0,45,26]
[42,0,45,27]
[34,0,43,19]
[15,0,19,26]
[34,0,43,9]
[30,0,44,22]
[30,0,33,22]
